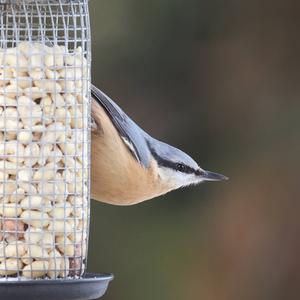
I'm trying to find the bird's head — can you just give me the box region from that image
[148,139,227,191]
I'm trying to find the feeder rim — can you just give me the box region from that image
[0,273,114,285]
[0,0,90,4]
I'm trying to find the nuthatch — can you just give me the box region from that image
[91,85,227,205]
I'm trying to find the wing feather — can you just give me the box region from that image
[91,84,151,168]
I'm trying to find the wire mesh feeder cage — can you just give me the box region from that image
[0,1,112,299]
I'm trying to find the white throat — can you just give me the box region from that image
[157,166,203,189]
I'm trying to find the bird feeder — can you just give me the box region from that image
[0,0,112,299]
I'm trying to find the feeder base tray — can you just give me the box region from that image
[0,273,113,300]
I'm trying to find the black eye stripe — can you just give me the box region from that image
[152,154,195,174]
[177,164,195,174]
[148,144,197,174]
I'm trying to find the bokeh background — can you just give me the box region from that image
[88,1,300,299]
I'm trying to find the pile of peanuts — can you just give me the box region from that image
[0,42,89,279]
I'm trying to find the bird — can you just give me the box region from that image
[91,84,227,205]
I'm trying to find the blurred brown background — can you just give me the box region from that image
[88,1,300,299]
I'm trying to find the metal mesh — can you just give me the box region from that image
[0,0,91,279]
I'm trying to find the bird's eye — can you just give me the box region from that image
[176,163,186,172]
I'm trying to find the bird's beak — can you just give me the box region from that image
[198,170,228,181]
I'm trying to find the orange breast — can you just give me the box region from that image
[90,99,171,205]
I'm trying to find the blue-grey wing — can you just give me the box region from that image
[91,84,151,168]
